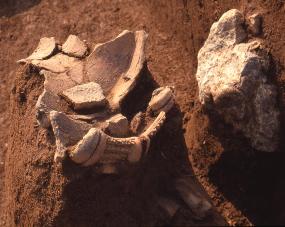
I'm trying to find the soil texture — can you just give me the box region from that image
[1,0,285,226]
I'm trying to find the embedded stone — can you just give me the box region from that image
[196,9,280,152]
[62,35,88,58]
[106,114,129,137]
[61,82,107,110]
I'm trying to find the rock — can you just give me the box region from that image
[106,114,129,137]
[148,86,175,115]
[18,37,56,62]
[62,35,88,58]
[196,9,280,152]
[61,82,107,110]
[247,13,262,35]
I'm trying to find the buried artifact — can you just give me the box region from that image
[15,30,227,225]
[18,30,175,172]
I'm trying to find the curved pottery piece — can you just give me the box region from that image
[86,30,147,109]
[15,31,228,225]
[18,30,175,170]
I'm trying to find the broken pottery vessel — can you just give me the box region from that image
[18,31,175,172]
[196,9,280,152]
[16,31,229,223]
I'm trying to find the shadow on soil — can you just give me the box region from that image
[207,111,285,225]
[0,0,41,17]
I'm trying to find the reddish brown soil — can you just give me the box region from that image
[0,0,285,226]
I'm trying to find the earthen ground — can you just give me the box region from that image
[0,0,285,226]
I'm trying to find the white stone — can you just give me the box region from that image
[61,82,107,110]
[196,9,279,152]
[62,35,88,58]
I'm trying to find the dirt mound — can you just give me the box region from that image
[1,0,285,226]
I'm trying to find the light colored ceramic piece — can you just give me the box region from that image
[148,86,175,115]
[86,30,148,110]
[106,114,129,137]
[62,35,88,57]
[61,82,107,110]
[18,37,56,63]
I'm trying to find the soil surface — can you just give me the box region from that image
[0,0,285,226]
